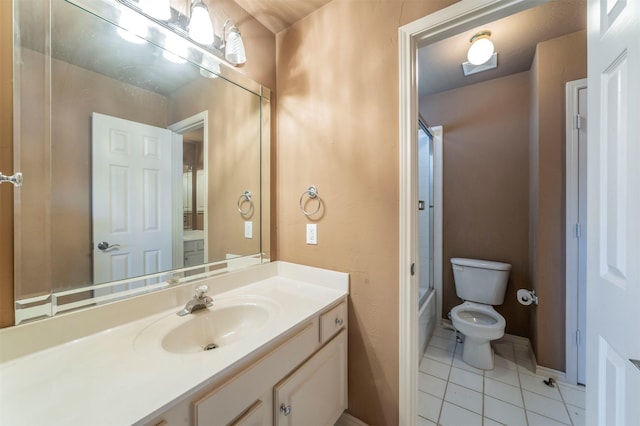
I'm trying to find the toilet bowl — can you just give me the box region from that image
[450,258,511,370]
[451,301,505,370]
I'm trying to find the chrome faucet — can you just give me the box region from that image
[177,285,213,316]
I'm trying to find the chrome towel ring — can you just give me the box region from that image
[237,190,253,216]
[299,185,322,217]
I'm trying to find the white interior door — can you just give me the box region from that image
[92,113,174,289]
[586,0,640,424]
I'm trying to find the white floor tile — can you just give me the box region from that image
[519,374,562,400]
[493,354,519,371]
[444,383,483,415]
[517,362,537,376]
[453,353,485,375]
[483,417,505,426]
[484,377,523,407]
[425,345,454,365]
[566,404,586,426]
[433,326,457,339]
[492,341,516,361]
[484,395,527,425]
[558,384,586,409]
[418,390,442,422]
[418,415,437,426]
[484,366,520,387]
[449,366,483,392]
[523,390,571,424]
[439,402,482,426]
[429,335,457,352]
[418,371,447,398]
[526,411,571,426]
[419,357,451,380]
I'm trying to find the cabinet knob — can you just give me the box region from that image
[280,403,292,416]
[335,318,343,326]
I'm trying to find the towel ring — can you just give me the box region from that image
[299,185,322,217]
[237,191,253,216]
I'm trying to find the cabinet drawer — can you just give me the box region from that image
[230,400,266,426]
[319,301,347,344]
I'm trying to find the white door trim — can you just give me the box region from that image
[565,78,587,386]
[432,126,444,324]
[398,1,547,423]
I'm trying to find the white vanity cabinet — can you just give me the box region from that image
[145,298,348,426]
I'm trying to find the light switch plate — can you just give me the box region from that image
[306,223,317,245]
[244,221,253,239]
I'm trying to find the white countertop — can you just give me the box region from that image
[183,229,205,241]
[0,262,348,425]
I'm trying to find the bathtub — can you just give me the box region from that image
[419,287,437,358]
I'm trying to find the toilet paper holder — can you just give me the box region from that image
[518,289,539,305]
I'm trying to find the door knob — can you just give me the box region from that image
[97,241,120,251]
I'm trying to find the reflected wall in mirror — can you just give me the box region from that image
[12,0,271,323]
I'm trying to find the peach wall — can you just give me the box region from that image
[168,78,262,261]
[276,1,456,424]
[420,71,531,338]
[529,30,586,371]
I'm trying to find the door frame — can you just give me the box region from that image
[398,0,548,422]
[168,111,209,271]
[565,78,587,385]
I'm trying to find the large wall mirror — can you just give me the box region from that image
[12,0,271,323]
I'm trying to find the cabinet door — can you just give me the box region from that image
[274,330,347,426]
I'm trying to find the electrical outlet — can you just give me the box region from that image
[244,221,253,239]
[306,223,317,245]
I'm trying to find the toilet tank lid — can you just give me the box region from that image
[450,258,512,271]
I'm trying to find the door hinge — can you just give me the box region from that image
[575,114,582,129]
[575,223,582,239]
[576,329,581,346]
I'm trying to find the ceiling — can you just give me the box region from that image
[232,0,333,33]
[418,0,586,97]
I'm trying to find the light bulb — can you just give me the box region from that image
[163,34,187,64]
[117,9,148,44]
[138,0,171,21]
[467,37,494,65]
[225,27,246,65]
[188,2,214,46]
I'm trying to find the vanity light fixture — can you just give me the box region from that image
[467,31,494,65]
[138,0,171,21]
[117,0,248,68]
[223,20,246,66]
[117,8,148,43]
[163,33,188,63]
[188,0,214,46]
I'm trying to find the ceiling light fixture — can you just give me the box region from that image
[188,0,214,46]
[467,31,494,65]
[223,20,246,66]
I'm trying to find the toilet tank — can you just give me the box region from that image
[451,258,511,305]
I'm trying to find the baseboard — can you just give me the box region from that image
[335,412,369,426]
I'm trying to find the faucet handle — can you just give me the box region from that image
[195,285,209,299]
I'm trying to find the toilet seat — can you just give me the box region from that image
[451,302,505,343]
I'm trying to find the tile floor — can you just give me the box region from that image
[419,325,586,426]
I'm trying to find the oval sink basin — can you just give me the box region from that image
[134,296,280,355]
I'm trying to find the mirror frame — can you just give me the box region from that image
[12,0,272,324]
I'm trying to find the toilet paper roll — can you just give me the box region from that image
[517,289,534,306]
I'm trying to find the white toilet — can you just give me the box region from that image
[450,257,511,370]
